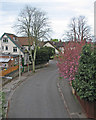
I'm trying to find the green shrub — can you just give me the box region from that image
[35,47,50,65]
[41,47,55,59]
[30,47,55,65]
[72,44,96,102]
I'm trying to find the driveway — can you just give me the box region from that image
[8,60,70,118]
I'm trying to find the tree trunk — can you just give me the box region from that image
[32,60,35,73]
[28,61,29,73]
[29,49,33,73]
[32,45,37,73]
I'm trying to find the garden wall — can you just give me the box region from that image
[75,92,96,119]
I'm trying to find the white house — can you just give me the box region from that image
[43,41,64,54]
[43,41,59,54]
[0,33,33,65]
[0,33,24,56]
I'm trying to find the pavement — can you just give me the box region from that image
[57,77,86,118]
[3,60,86,118]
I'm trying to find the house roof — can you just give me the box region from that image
[43,41,64,50]
[5,33,22,47]
[0,58,10,63]
[18,37,33,46]
[0,53,19,58]
[1,33,34,46]
[43,41,59,51]
[5,33,17,38]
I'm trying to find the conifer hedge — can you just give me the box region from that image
[72,44,96,102]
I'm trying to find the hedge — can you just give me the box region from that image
[72,44,96,102]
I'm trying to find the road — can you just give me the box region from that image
[8,60,70,118]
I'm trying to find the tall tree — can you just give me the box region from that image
[15,5,51,72]
[64,16,91,41]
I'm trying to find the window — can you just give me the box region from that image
[13,47,17,52]
[13,37,15,41]
[13,37,18,41]
[5,46,8,50]
[13,37,17,41]
[3,38,8,42]
[2,46,4,50]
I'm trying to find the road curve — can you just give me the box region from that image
[8,60,70,118]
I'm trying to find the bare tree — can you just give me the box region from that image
[64,16,91,41]
[14,5,51,72]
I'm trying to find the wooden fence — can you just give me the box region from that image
[0,65,19,77]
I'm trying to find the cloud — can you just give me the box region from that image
[0,0,73,3]
[0,0,95,39]
[50,19,69,39]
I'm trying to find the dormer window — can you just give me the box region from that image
[13,37,15,41]
[13,37,18,41]
[3,37,8,42]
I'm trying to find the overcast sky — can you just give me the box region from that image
[0,0,95,40]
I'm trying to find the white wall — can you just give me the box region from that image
[43,42,59,54]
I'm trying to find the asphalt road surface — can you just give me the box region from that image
[8,60,70,118]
